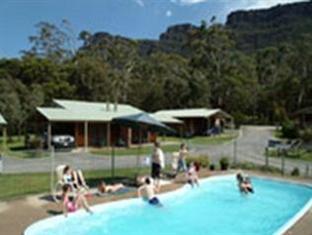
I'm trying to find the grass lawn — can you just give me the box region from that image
[0,168,150,201]
[189,132,238,145]
[91,144,180,156]
[0,135,50,159]
[164,130,238,146]
[0,135,26,150]
[5,150,50,159]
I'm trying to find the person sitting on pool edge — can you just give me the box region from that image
[97,181,125,195]
[137,177,162,207]
[236,172,254,194]
[62,184,93,217]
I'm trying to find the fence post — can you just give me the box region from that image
[305,164,310,178]
[111,145,115,178]
[281,151,285,176]
[265,147,269,169]
[0,154,3,174]
[50,146,55,195]
[233,139,237,165]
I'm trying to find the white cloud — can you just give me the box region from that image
[172,0,304,7]
[166,10,173,17]
[178,0,208,4]
[237,0,306,9]
[134,0,144,7]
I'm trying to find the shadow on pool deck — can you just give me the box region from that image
[0,170,311,235]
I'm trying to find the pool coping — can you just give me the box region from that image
[251,175,312,235]
[23,174,312,235]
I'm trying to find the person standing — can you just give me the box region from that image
[151,141,164,189]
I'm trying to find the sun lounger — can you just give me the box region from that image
[51,165,90,202]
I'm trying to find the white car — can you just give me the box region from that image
[51,135,75,149]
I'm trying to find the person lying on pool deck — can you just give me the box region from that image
[62,184,93,217]
[137,177,162,207]
[236,172,254,194]
[186,162,199,188]
[97,181,125,194]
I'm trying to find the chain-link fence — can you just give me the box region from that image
[0,129,311,201]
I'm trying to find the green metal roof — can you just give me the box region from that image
[155,108,232,119]
[37,100,143,122]
[0,114,7,125]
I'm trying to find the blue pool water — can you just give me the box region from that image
[25,175,312,235]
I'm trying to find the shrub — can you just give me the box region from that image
[186,155,209,168]
[281,121,299,139]
[219,157,230,170]
[232,161,257,170]
[209,164,215,171]
[300,128,312,143]
[259,165,281,174]
[291,167,300,176]
[27,136,43,149]
[231,161,282,173]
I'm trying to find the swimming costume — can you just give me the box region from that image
[149,197,160,205]
[151,163,161,179]
[64,197,77,212]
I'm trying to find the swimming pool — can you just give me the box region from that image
[25,175,312,235]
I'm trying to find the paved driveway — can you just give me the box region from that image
[2,126,312,176]
[192,126,312,176]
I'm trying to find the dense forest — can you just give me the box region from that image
[0,1,311,135]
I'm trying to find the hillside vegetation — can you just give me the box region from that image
[0,1,311,136]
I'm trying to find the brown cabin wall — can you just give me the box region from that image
[42,121,158,148]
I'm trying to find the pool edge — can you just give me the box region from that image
[273,198,312,235]
[23,174,312,235]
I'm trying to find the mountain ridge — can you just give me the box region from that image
[82,1,312,55]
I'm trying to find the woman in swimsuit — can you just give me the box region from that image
[62,184,92,217]
[63,165,89,191]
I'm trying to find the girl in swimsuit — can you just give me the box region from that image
[62,184,92,217]
[186,162,199,188]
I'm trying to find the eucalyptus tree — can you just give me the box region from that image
[78,32,139,105]
[22,20,77,63]
[68,56,112,102]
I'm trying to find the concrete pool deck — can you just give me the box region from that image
[0,170,311,235]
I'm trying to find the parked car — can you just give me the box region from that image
[52,135,75,149]
[44,134,75,149]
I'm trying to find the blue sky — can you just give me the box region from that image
[0,0,304,58]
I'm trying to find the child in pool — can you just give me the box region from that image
[137,177,162,207]
[236,172,254,194]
